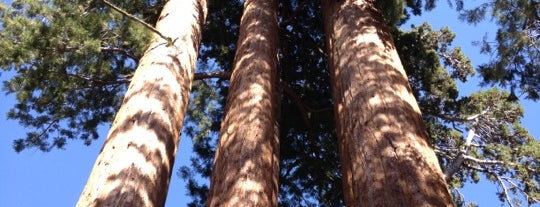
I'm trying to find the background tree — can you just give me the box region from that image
[455,0,540,100]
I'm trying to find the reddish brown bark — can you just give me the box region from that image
[76,0,206,206]
[321,0,454,206]
[207,0,280,206]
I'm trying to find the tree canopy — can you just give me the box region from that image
[456,0,540,100]
[0,0,538,206]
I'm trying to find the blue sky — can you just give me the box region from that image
[1,1,539,206]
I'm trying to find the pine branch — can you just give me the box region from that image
[100,47,139,63]
[462,155,505,165]
[443,128,476,180]
[501,176,540,204]
[462,164,537,206]
[118,71,231,83]
[442,107,502,181]
[496,175,516,207]
[101,0,171,43]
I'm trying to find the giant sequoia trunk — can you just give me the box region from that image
[207,0,280,206]
[321,0,454,206]
[76,0,206,206]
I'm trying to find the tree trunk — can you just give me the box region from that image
[76,0,206,206]
[207,0,280,206]
[321,0,454,206]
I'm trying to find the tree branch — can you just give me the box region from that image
[194,71,231,80]
[282,82,312,129]
[100,47,139,64]
[440,108,496,180]
[462,164,537,206]
[501,176,540,204]
[496,175,516,207]
[462,155,505,165]
[101,0,171,42]
[444,126,478,180]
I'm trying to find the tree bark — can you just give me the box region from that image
[321,0,454,206]
[76,0,206,206]
[207,0,280,206]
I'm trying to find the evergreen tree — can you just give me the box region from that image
[321,0,453,205]
[0,0,157,152]
[1,0,538,206]
[206,0,280,205]
[75,0,207,206]
[455,0,540,100]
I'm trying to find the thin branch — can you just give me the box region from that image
[194,71,231,80]
[501,177,540,204]
[100,47,139,64]
[496,175,516,207]
[463,163,487,172]
[442,108,495,180]
[282,82,312,129]
[444,127,477,180]
[305,105,333,113]
[462,164,536,207]
[462,155,505,165]
[101,0,171,42]
[113,71,231,82]
[427,108,491,123]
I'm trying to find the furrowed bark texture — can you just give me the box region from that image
[76,0,206,206]
[207,0,280,206]
[321,0,454,206]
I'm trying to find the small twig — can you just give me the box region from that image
[101,0,171,42]
[495,175,516,207]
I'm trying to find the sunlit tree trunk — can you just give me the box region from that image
[207,0,280,206]
[76,0,206,206]
[321,0,454,206]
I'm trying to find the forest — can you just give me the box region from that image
[0,0,539,206]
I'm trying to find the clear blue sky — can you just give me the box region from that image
[1,1,538,206]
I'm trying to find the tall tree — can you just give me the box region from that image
[76,0,206,206]
[1,0,537,206]
[321,0,454,206]
[206,0,280,205]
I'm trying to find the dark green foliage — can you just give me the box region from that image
[444,88,539,206]
[395,21,539,205]
[457,0,540,100]
[1,0,538,206]
[0,0,160,151]
[278,1,342,205]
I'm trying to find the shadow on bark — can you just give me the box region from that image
[322,0,453,206]
[207,0,280,206]
[77,0,208,206]
[90,55,185,206]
